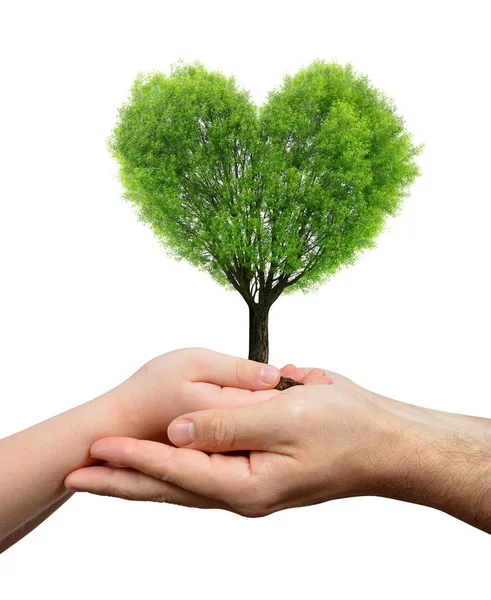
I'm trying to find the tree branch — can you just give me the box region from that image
[224,268,253,306]
[268,273,289,305]
[284,246,325,287]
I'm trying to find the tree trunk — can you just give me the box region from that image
[247,300,304,390]
[248,303,270,363]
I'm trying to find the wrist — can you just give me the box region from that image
[100,370,174,441]
[371,392,491,438]
[351,410,422,497]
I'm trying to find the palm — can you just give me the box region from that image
[67,364,333,508]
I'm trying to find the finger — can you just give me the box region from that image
[303,369,333,385]
[299,366,348,385]
[281,364,333,385]
[84,437,251,504]
[64,465,236,512]
[185,382,280,413]
[279,363,307,382]
[186,348,280,390]
[167,400,291,453]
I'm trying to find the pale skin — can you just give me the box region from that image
[1,350,490,555]
[0,348,300,553]
[65,363,491,535]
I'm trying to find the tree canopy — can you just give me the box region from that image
[108,59,423,308]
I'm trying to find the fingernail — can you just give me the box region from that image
[168,419,195,446]
[259,365,279,384]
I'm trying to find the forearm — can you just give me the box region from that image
[378,420,491,534]
[0,388,131,547]
[0,491,73,553]
[372,393,491,438]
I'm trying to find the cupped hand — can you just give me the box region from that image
[65,365,406,516]
[104,348,316,445]
[64,355,332,508]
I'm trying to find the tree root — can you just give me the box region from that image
[274,376,304,391]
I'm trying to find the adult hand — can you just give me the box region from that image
[64,354,332,504]
[287,364,491,438]
[65,376,404,515]
[65,362,491,534]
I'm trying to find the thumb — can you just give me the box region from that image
[167,400,288,453]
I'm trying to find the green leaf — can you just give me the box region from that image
[108,59,423,303]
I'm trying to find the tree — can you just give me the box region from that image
[107,59,423,376]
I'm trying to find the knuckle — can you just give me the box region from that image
[187,346,209,358]
[283,397,309,420]
[156,446,176,483]
[207,415,236,449]
[124,438,140,462]
[193,347,213,361]
[235,359,251,387]
[235,360,242,385]
[170,347,209,369]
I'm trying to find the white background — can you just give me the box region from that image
[0,0,489,597]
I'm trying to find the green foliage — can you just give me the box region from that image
[107,59,423,304]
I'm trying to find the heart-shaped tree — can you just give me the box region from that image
[108,59,423,389]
